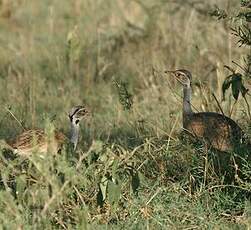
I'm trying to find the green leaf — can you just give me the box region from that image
[16,174,27,201]
[99,176,108,201]
[131,171,140,195]
[111,159,119,179]
[231,82,240,100]
[231,73,242,100]
[107,180,121,208]
[222,75,233,100]
[209,6,227,20]
[97,187,104,207]
[245,12,251,22]
[138,171,146,184]
[113,78,133,111]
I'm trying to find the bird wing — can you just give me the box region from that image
[8,129,66,156]
[10,129,46,150]
[185,112,243,152]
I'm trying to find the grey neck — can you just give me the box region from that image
[183,85,193,124]
[70,123,79,150]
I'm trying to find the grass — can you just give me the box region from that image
[0,0,250,228]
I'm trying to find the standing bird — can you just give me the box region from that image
[164,69,249,152]
[0,105,90,156]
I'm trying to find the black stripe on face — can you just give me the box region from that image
[71,107,82,117]
[69,106,89,122]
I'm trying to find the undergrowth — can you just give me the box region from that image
[0,131,250,229]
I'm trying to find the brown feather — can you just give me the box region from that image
[7,129,67,156]
[185,112,243,152]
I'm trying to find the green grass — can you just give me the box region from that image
[0,0,250,228]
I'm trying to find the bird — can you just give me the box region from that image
[0,105,90,157]
[164,69,250,153]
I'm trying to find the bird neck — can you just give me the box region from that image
[183,85,193,123]
[70,123,80,150]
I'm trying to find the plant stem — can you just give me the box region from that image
[244,96,251,120]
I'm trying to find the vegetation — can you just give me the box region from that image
[0,0,250,228]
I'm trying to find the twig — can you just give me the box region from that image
[145,188,161,206]
[243,96,251,120]
[51,213,68,230]
[145,120,177,141]
[202,145,208,191]
[198,184,251,198]
[166,115,179,150]
[229,100,237,118]
[41,180,70,216]
[76,150,89,170]
[224,65,235,73]
[73,185,86,207]
[232,60,247,72]
[5,107,25,130]
[212,93,225,116]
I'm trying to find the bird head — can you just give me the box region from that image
[68,105,91,126]
[165,69,192,87]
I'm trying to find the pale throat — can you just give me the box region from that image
[183,84,193,116]
[70,123,80,150]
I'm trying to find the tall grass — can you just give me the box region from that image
[0,0,250,228]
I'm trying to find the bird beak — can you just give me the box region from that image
[164,70,175,75]
[164,70,175,77]
[164,70,177,80]
[164,70,183,84]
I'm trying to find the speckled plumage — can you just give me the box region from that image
[7,129,66,156]
[184,112,243,152]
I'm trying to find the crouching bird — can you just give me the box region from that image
[0,105,90,157]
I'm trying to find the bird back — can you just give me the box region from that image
[7,129,67,156]
[184,112,244,152]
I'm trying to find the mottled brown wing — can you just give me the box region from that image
[8,129,66,156]
[10,129,46,150]
[185,112,243,152]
